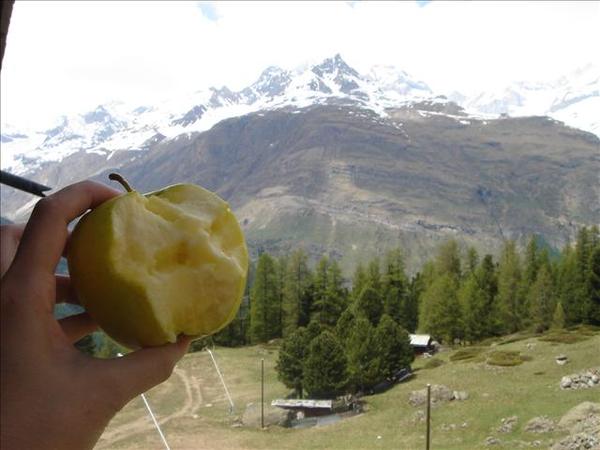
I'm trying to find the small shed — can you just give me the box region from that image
[271,399,334,418]
[409,334,434,354]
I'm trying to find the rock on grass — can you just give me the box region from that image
[524,416,556,433]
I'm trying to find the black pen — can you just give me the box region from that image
[0,170,52,197]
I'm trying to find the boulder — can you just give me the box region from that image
[497,415,518,433]
[408,384,454,407]
[484,436,501,446]
[524,416,555,434]
[560,377,572,389]
[560,368,600,390]
[551,432,600,450]
[557,402,600,434]
[453,390,469,401]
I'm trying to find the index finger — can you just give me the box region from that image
[9,180,120,277]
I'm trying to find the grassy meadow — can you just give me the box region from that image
[96,329,600,450]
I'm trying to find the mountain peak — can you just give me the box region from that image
[83,105,112,124]
[368,65,431,96]
[312,53,359,79]
[250,65,291,98]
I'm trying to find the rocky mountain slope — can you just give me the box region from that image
[1,55,598,271]
[2,101,598,272]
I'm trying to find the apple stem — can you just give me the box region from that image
[109,173,134,193]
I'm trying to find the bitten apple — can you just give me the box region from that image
[67,174,248,348]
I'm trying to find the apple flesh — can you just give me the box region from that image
[68,181,248,348]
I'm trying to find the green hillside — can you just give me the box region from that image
[96,329,600,450]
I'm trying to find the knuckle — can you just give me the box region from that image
[33,196,59,216]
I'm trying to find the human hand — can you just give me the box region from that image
[0,181,191,450]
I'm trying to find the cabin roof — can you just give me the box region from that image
[272,399,333,409]
[409,334,432,347]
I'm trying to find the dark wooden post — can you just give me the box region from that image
[426,384,431,450]
[261,358,265,429]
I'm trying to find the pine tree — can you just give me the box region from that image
[354,286,384,326]
[478,254,500,335]
[282,250,313,337]
[419,261,437,293]
[382,248,409,328]
[306,319,322,343]
[591,225,600,250]
[312,256,329,323]
[459,255,499,341]
[275,255,288,337]
[303,331,348,399]
[327,259,347,309]
[351,263,369,302]
[586,247,600,324]
[314,256,329,300]
[214,302,249,347]
[575,227,592,278]
[574,227,593,318]
[249,253,280,343]
[529,264,555,332]
[276,327,308,397]
[435,239,462,280]
[335,307,355,346]
[478,255,498,298]
[551,302,566,329]
[367,258,383,297]
[465,246,479,277]
[403,273,423,333]
[497,240,524,333]
[459,274,488,341]
[523,236,540,287]
[419,274,462,344]
[537,248,551,275]
[556,244,581,325]
[345,315,379,392]
[312,257,346,327]
[373,315,414,379]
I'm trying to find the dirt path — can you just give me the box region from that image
[96,366,202,449]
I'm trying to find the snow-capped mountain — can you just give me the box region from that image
[462,64,599,135]
[1,54,434,174]
[1,55,598,175]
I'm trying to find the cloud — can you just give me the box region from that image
[197,1,220,22]
[416,0,431,7]
[1,1,598,128]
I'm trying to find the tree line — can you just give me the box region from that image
[208,226,600,397]
[216,225,599,348]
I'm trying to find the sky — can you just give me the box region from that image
[1,0,598,129]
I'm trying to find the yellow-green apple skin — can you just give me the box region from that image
[67,184,248,348]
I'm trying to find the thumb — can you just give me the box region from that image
[101,336,192,406]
